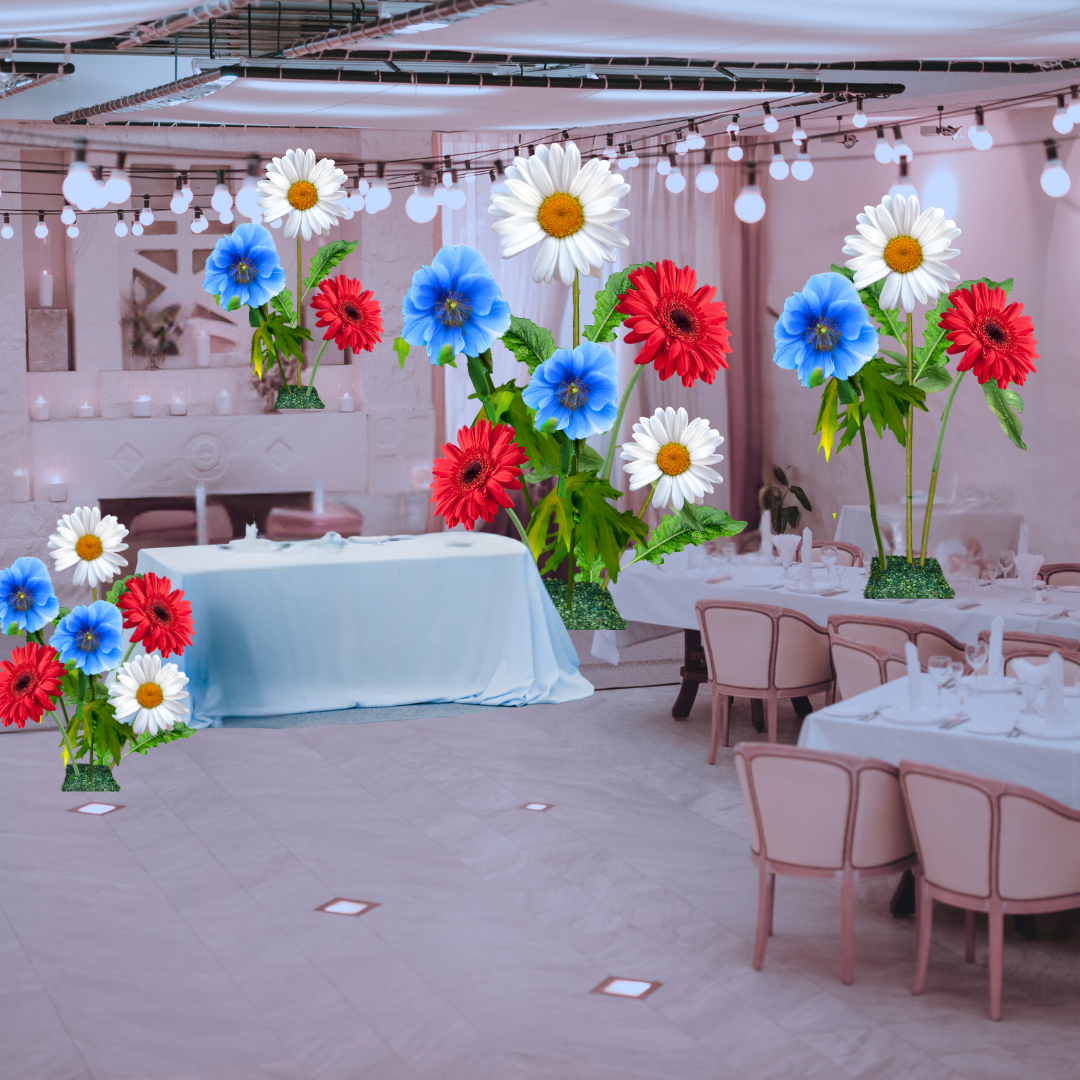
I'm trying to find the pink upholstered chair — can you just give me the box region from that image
[1001,645,1080,686]
[810,540,865,567]
[1040,562,1080,586]
[978,628,1080,655]
[736,743,918,984]
[829,636,907,700]
[696,600,833,759]
[900,761,1080,1020]
[827,614,966,668]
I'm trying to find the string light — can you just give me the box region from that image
[489,159,508,195]
[1069,86,1080,123]
[406,178,439,223]
[34,211,48,239]
[892,125,913,162]
[726,115,740,137]
[762,103,778,133]
[131,220,143,236]
[63,139,96,210]
[769,142,789,180]
[686,122,705,151]
[211,170,233,213]
[603,132,617,159]
[114,211,128,237]
[1053,94,1074,134]
[733,163,766,223]
[874,126,894,164]
[1041,139,1071,197]
[852,99,868,128]
[170,176,188,215]
[674,129,687,154]
[791,146,814,181]
[180,173,193,203]
[1,213,12,239]
[365,163,391,213]
[968,106,993,150]
[888,159,918,199]
[626,142,639,168]
[103,154,131,205]
[90,166,109,210]
[190,206,208,233]
[60,204,76,225]
[66,222,78,239]
[656,145,671,175]
[236,156,262,219]
[695,148,718,193]
[727,135,744,162]
[664,156,686,193]
[139,195,154,226]
[617,143,632,171]
[792,116,807,144]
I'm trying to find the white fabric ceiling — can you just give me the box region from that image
[0,1,183,41]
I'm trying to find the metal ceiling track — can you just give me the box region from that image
[116,0,258,50]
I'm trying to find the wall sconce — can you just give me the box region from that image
[47,459,67,503]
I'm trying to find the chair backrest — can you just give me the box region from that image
[811,540,865,568]
[827,613,911,655]
[1003,646,1080,686]
[774,610,832,690]
[738,744,913,871]
[1040,563,1080,587]
[829,636,904,700]
[900,760,1080,905]
[979,629,1080,654]
[913,626,966,667]
[696,600,777,690]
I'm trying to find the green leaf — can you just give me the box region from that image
[436,344,457,367]
[467,354,497,422]
[52,607,71,628]
[571,474,650,581]
[772,465,789,487]
[582,262,652,343]
[832,264,906,343]
[836,378,858,405]
[5,622,17,636]
[127,721,196,755]
[813,379,840,460]
[393,336,409,369]
[782,505,801,533]
[248,305,264,328]
[630,506,747,567]
[250,311,312,379]
[302,240,358,295]
[788,485,812,512]
[982,382,1026,450]
[539,417,558,435]
[106,576,135,606]
[501,316,556,374]
[270,288,295,324]
[572,544,606,583]
[859,358,926,444]
[912,291,952,379]
[916,366,953,392]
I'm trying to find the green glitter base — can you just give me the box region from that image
[544,581,627,630]
[62,763,120,792]
[275,385,326,410]
[863,555,955,600]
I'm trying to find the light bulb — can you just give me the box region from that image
[618,152,632,171]
[218,208,234,224]
[791,152,813,181]
[463,172,475,184]
[1069,89,1080,122]
[656,157,671,176]
[341,202,354,221]
[664,167,686,193]
[675,138,688,155]
[441,170,453,187]
[726,117,740,136]
[60,204,75,225]
[969,123,993,151]
[1053,103,1073,135]
[405,185,439,223]
[686,131,705,151]
[235,175,260,219]
[852,101,867,128]
[1041,157,1071,198]
[63,160,96,210]
[1,221,12,239]
[893,139,913,163]
[889,179,918,198]
[695,163,718,193]
[35,220,48,239]
[628,150,639,167]
[114,214,128,237]
[769,153,789,180]
[170,192,188,215]
[104,168,131,205]
[131,221,144,236]
[728,141,744,162]
[763,104,778,133]
[140,206,154,225]
[91,181,110,210]
[347,190,366,211]
[211,183,233,213]
[603,135,617,159]
[433,184,450,205]
[874,134,894,164]
[445,187,466,210]
[734,183,766,223]
[181,180,193,202]
[65,224,78,238]
[792,117,806,144]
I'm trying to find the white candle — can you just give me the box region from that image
[38,271,53,308]
[1018,522,1029,555]
[77,403,94,419]
[801,526,814,588]
[195,482,208,546]
[30,395,50,421]
[215,389,233,416]
[313,478,325,516]
[338,392,355,412]
[195,333,211,368]
[170,401,187,416]
[133,395,151,418]
[11,469,30,502]
[49,481,67,503]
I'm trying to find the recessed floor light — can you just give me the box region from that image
[522,803,553,811]
[591,977,661,1000]
[316,898,380,916]
[69,803,123,816]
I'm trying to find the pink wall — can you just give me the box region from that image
[760,107,1078,560]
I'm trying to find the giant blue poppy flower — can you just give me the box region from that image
[51,601,123,676]
[0,557,58,634]
[203,223,286,309]
[522,340,619,440]
[402,245,511,362]
[774,272,879,387]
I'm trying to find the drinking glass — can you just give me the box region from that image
[928,656,953,700]
[1019,678,1041,715]
[965,640,988,679]
[986,563,1002,590]
[950,660,968,716]
[820,546,838,587]
[721,541,738,567]
[999,550,1015,580]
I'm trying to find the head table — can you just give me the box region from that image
[138,531,592,728]
[599,552,1080,717]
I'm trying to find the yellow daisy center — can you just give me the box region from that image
[287,180,319,211]
[537,193,585,238]
[75,535,103,561]
[883,235,923,274]
[656,443,691,476]
[136,682,164,710]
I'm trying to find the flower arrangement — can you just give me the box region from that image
[773,193,1036,597]
[0,510,195,791]
[396,142,745,628]
[202,148,382,410]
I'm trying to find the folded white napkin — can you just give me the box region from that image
[760,511,774,556]
[773,533,800,567]
[988,615,1005,688]
[905,641,922,714]
[1046,652,1066,724]
[1013,552,1044,595]
[1011,658,1048,686]
[800,526,814,588]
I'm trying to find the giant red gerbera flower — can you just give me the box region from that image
[116,572,194,658]
[310,274,384,353]
[0,642,63,728]
[616,260,732,388]
[939,282,1038,389]
[431,420,528,530]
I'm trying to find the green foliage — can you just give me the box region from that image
[814,379,840,459]
[393,336,409,369]
[760,466,812,535]
[858,359,926,442]
[302,240,358,295]
[630,506,746,567]
[830,264,905,343]
[250,312,311,379]
[126,721,196,756]
[501,316,555,374]
[912,291,952,380]
[582,262,652,343]
[436,344,457,367]
[982,382,1026,450]
[270,288,295,323]
[52,607,71,628]
[916,365,953,392]
[572,545,606,583]
[225,295,241,312]
[106,576,135,605]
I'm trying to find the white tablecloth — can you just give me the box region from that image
[835,503,1023,563]
[595,552,1080,665]
[138,532,592,727]
[799,676,1080,809]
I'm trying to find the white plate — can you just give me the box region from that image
[1055,585,1080,594]
[962,675,1019,693]
[965,714,1019,735]
[785,582,838,594]
[999,579,1050,590]
[1015,716,1080,740]
[1013,604,1065,618]
[880,705,951,726]
[820,702,878,719]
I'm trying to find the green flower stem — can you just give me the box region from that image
[919,370,965,566]
[306,338,330,393]
[520,480,534,517]
[566,438,581,612]
[505,507,534,555]
[54,698,78,767]
[296,235,303,387]
[600,364,643,483]
[572,271,580,348]
[905,311,914,564]
[858,413,888,570]
[636,482,656,520]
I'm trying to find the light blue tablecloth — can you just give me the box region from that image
[138,532,592,727]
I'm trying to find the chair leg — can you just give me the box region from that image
[965,910,976,963]
[988,903,1004,1021]
[912,872,933,995]
[767,872,776,937]
[707,686,722,766]
[753,862,773,971]
[721,691,731,748]
[825,684,836,706]
[766,692,778,743]
[840,869,855,985]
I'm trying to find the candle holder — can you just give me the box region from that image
[215,388,233,416]
[338,392,355,413]
[11,468,30,502]
[195,333,210,368]
[133,395,152,418]
[30,395,50,421]
[47,459,66,503]
[169,385,187,416]
[78,401,94,419]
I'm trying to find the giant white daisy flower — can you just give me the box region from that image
[257,148,348,241]
[488,141,630,286]
[621,407,724,512]
[108,653,189,737]
[842,194,961,313]
[48,506,128,589]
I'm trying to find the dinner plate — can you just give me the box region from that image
[784,582,837,594]
[820,702,877,719]
[880,705,951,726]
[998,579,1050,590]
[965,713,1018,735]
[1015,715,1080,740]
[1013,604,1065,618]
[1056,585,1080,593]
[962,676,1019,693]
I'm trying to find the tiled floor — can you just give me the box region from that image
[3,687,1080,1080]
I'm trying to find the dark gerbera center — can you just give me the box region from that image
[557,379,589,411]
[659,296,702,343]
[977,316,1010,349]
[151,602,172,626]
[230,258,257,284]
[806,317,841,353]
[437,292,472,328]
[13,671,31,695]
[455,451,491,491]
[77,630,99,654]
[9,587,31,612]
[342,303,362,324]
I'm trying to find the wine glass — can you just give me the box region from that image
[986,562,1002,590]
[928,656,953,700]
[721,541,738,568]
[820,546,838,587]
[949,660,967,716]
[965,640,989,681]
[999,550,1015,581]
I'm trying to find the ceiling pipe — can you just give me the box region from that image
[53,68,230,124]
[283,0,537,59]
[115,0,256,51]
[0,62,74,101]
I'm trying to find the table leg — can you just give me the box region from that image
[672,629,707,719]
